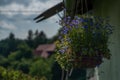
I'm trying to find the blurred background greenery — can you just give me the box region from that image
[0,30,86,80]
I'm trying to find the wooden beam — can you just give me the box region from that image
[34,2,64,23]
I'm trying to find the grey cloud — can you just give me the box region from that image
[0,0,30,6]
[0,0,61,40]
[0,0,50,6]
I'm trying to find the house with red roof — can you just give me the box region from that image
[34,44,55,58]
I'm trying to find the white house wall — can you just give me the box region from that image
[94,0,120,80]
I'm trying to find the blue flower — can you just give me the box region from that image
[83,25,88,29]
[64,26,69,31]
[95,23,100,29]
[61,26,69,34]
[84,19,88,22]
[79,18,85,22]
[62,30,67,34]
[89,18,94,26]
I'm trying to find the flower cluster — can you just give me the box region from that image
[55,15,113,70]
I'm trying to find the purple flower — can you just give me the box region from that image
[58,46,68,54]
[63,17,67,22]
[74,16,80,20]
[69,23,74,27]
[63,16,71,24]
[67,16,71,19]
[58,36,62,39]
[71,19,80,25]
[59,49,65,54]
[63,8,66,12]
[62,46,68,50]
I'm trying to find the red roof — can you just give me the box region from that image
[36,44,55,51]
[34,44,55,58]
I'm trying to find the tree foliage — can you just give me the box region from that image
[0,66,43,80]
[0,30,59,80]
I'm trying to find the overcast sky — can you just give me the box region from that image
[0,0,62,40]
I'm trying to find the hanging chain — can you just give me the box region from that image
[74,0,78,16]
[85,0,88,17]
[81,0,83,14]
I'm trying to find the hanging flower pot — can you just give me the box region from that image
[55,15,113,70]
[69,55,102,68]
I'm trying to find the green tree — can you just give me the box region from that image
[30,57,54,79]
[8,42,33,61]
[0,55,10,68]
[0,33,24,57]
[26,30,34,48]
[35,29,39,37]
[9,32,15,40]
[34,31,47,48]
[8,42,33,73]
[0,66,40,80]
[27,30,33,40]
[16,59,31,74]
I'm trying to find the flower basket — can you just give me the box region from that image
[55,15,113,70]
[69,55,102,68]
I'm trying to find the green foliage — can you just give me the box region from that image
[0,55,10,68]
[0,30,59,80]
[16,59,31,74]
[17,42,33,59]
[33,31,48,48]
[0,30,54,57]
[9,32,15,40]
[0,66,42,80]
[6,42,34,74]
[8,42,33,61]
[30,56,54,79]
[8,51,22,61]
[0,37,24,57]
[26,30,34,48]
[25,30,51,48]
